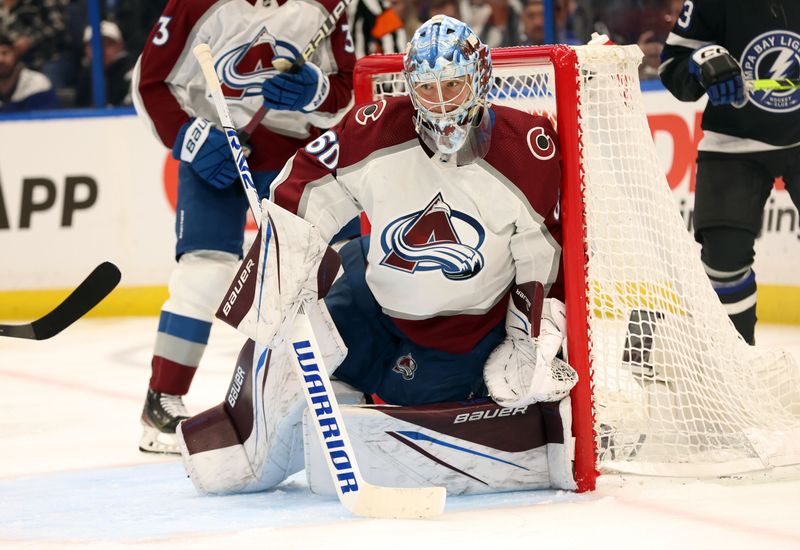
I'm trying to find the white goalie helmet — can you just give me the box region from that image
[403,15,492,156]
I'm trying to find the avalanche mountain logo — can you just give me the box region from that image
[380,193,485,280]
[216,27,300,100]
[392,354,417,381]
[741,30,800,113]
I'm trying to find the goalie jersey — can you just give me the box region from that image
[131,0,356,172]
[660,0,800,152]
[270,96,564,354]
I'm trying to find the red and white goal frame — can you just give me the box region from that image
[353,45,800,492]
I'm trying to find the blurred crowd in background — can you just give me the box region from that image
[0,0,684,113]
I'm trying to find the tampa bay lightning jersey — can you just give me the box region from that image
[660,0,800,152]
[270,96,563,354]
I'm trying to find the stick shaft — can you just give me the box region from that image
[748,78,800,91]
[272,0,356,72]
[193,44,261,217]
[193,40,369,507]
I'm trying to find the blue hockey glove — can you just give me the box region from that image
[262,59,330,112]
[689,44,745,106]
[172,118,238,189]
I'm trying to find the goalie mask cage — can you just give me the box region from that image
[353,45,800,492]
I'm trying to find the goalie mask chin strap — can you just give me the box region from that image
[418,105,493,166]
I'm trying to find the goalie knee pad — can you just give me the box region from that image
[178,299,348,495]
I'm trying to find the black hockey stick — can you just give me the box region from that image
[0,262,121,340]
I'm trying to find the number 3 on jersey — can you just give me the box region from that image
[152,16,172,46]
[677,1,693,29]
[305,130,339,169]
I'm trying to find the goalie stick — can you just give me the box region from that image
[0,262,121,340]
[193,43,446,520]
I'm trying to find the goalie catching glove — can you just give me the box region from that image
[484,282,577,407]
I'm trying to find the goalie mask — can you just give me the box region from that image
[403,15,492,160]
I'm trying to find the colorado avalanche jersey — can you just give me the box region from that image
[660,0,800,152]
[270,97,563,353]
[132,0,356,172]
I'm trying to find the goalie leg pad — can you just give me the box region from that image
[544,396,577,490]
[305,397,576,496]
[178,300,348,494]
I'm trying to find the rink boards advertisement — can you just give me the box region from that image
[0,90,798,322]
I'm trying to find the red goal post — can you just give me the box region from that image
[352,45,800,493]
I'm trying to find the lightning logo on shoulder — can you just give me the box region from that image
[741,30,800,113]
[215,27,300,100]
[380,193,485,280]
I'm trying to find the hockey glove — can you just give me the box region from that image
[689,44,745,106]
[261,59,330,112]
[173,118,238,189]
[484,284,577,408]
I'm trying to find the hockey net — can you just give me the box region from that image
[353,44,800,491]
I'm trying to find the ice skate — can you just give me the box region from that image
[139,388,190,454]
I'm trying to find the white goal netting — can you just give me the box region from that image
[359,44,800,478]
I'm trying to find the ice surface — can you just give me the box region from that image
[1,318,799,549]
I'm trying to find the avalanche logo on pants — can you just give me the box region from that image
[380,193,485,280]
[392,354,418,381]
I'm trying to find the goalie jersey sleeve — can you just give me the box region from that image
[132,0,356,172]
[660,0,800,149]
[270,96,563,353]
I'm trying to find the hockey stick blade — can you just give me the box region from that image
[345,484,446,519]
[0,262,121,340]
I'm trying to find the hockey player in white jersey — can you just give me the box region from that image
[131,0,356,454]
[176,15,578,495]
